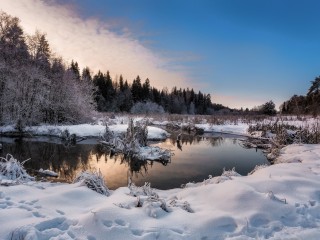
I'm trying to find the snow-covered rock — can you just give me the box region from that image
[38,168,58,177]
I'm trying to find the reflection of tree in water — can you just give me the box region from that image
[0,138,92,182]
[90,144,161,179]
[169,134,224,149]
[95,146,161,179]
[170,134,203,147]
[209,137,224,147]
[1,138,170,183]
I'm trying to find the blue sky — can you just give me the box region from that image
[70,0,320,108]
[4,0,320,109]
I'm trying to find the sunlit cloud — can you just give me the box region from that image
[0,0,188,89]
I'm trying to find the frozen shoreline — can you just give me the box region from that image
[1,118,320,239]
[0,123,169,141]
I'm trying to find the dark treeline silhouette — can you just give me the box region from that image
[91,71,221,114]
[281,77,320,116]
[0,10,228,130]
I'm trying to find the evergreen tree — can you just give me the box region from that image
[27,31,51,71]
[131,75,142,102]
[261,101,277,115]
[142,78,150,100]
[307,77,320,96]
[119,74,124,92]
[70,60,80,81]
[81,67,92,82]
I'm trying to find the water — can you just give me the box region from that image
[0,133,269,190]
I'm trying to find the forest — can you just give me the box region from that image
[280,76,320,116]
[1,10,318,132]
[0,10,226,130]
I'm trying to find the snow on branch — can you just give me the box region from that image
[100,119,172,162]
[123,182,193,218]
[38,168,58,177]
[73,170,110,196]
[0,154,34,182]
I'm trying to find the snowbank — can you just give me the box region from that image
[0,124,169,140]
[195,123,249,136]
[1,144,320,239]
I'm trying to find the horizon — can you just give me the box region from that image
[1,0,319,109]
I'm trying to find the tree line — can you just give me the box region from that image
[91,71,219,114]
[280,77,320,116]
[0,10,226,129]
[0,11,95,129]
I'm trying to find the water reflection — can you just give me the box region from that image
[0,134,269,190]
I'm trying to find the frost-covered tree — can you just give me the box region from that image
[130,101,165,115]
[27,31,51,71]
[0,11,29,65]
[0,11,95,126]
[189,102,195,115]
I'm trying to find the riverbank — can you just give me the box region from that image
[1,143,320,239]
[0,123,169,140]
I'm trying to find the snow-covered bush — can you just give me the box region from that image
[73,170,110,196]
[127,182,193,217]
[61,129,77,144]
[248,120,320,145]
[125,118,144,152]
[0,154,34,182]
[101,119,171,161]
[132,120,148,147]
[129,182,158,198]
[103,125,114,142]
[130,101,165,115]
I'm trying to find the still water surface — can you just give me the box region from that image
[0,133,269,190]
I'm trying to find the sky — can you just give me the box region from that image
[1,0,320,109]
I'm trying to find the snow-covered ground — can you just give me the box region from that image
[1,144,320,239]
[1,116,320,239]
[195,123,249,136]
[1,115,317,140]
[0,124,169,140]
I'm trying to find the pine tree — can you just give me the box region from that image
[131,75,142,102]
[119,74,124,92]
[142,78,150,100]
[27,31,51,71]
[0,11,30,66]
[70,60,80,81]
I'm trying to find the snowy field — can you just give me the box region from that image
[0,144,320,239]
[1,116,320,239]
[1,115,318,139]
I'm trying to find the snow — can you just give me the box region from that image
[136,146,172,161]
[0,123,169,140]
[1,144,320,239]
[38,169,58,177]
[195,123,249,136]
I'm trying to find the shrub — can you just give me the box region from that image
[0,154,34,182]
[73,170,110,196]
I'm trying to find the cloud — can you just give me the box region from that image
[0,0,188,89]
